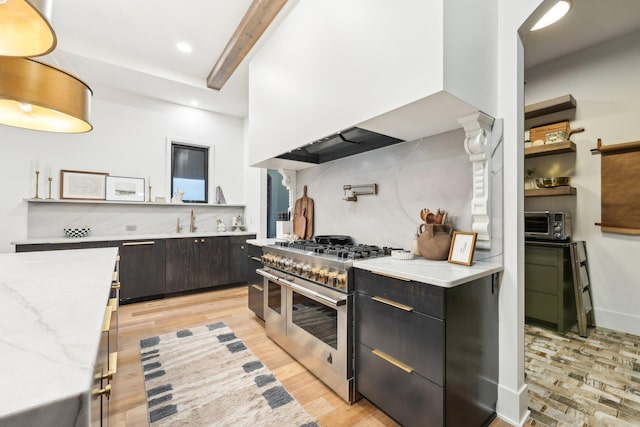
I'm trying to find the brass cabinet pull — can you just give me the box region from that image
[251,256,262,262]
[111,271,118,282]
[251,284,263,291]
[108,297,118,312]
[201,239,205,243]
[122,241,155,246]
[372,349,414,374]
[371,296,413,312]
[194,239,199,243]
[111,281,121,290]
[241,245,245,250]
[372,270,411,282]
[101,352,118,380]
[92,384,111,397]
[102,304,113,333]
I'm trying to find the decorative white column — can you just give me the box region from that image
[278,169,296,216]
[458,112,496,250]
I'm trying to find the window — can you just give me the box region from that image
[171,143,208,203]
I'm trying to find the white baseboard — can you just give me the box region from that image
[593,308,640,336]
[497,383,530,426]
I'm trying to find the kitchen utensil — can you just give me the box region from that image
[535,177,571,188]
[293,207,307,238]
[417,223,453,260]
[420,208,429,222]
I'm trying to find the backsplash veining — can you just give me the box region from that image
[27,202,245,238]
[296,128,503,263]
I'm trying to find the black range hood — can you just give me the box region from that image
[276,126,404,164]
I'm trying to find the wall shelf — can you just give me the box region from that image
[525,141,576,158]
[525,186,577,198]
[24,199,245,208]
[525,94,576,120]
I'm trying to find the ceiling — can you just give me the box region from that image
[40,0,640,119]
[524,0,640,69]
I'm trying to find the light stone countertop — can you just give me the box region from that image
[0,247,119,426]
[11,230,257,246]
[353,256,503,288]
[246,238,279,247]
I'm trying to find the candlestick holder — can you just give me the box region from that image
[33,171,42,199]
[47,177,54,199]
[148,185,152,202]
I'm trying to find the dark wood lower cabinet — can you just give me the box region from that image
[165,235,253,294]
[354,268,498,427]
[247,243,264,319]
[119,240,166,302]
[16,233,255,302]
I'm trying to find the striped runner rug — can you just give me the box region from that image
[139,322,318,427]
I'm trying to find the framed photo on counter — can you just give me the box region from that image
[106,176,145,202]
[60,170,108,200]
[448,231,478,266]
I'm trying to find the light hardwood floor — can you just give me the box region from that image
[110,286,515,427]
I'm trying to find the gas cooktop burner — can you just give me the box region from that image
[276,240,394,259]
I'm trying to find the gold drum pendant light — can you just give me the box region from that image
[0,0,57,57]
[0,57,93,133]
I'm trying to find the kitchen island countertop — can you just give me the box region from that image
[353,256,503,288]
[0,247,118,426]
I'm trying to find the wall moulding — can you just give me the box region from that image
[458,112,497,250]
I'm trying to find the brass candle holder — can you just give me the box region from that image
[33,171,42,199]
[47,177,54,199]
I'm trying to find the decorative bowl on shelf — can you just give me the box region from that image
[64,227,91,238]
[535,177,571,188]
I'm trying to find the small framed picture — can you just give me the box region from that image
[60,170,108,200]
[448,231,478,266]
[105,176,145,202]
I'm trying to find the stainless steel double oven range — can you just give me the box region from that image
[256,237,391,403]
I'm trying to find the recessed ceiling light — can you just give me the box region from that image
[176,42,192,53]
[531,0,572,31]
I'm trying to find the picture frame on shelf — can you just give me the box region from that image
[448,231,478,266]
[105,176,145,202]
[60,170,108,200]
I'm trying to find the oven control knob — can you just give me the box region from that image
[291,262,299,274]
[318,269,330,283]
[327,271,338,287]
[334,273,347,290]
[301,264,311,277]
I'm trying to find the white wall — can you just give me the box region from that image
[0,85,246,253]
[524,30,640,335]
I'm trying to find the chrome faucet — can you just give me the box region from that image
[190,209,197,233]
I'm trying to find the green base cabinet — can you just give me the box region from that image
[525,242,577,333]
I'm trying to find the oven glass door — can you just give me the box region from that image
[525,214,551,236]
[258,269,287,344]
[290,290,338,349]
[283,278,351,379]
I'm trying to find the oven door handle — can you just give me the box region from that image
[279,278,347,308]
[256,268,280,282]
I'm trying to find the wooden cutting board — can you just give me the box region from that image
[293,186,314,239]
[293,207,307,238]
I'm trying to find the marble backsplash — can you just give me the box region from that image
[296,127,503,263]
[27,201,246,238]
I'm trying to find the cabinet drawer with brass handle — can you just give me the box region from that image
[122,241,155,246]
[355,292,445,385]
[354,268,444,319]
